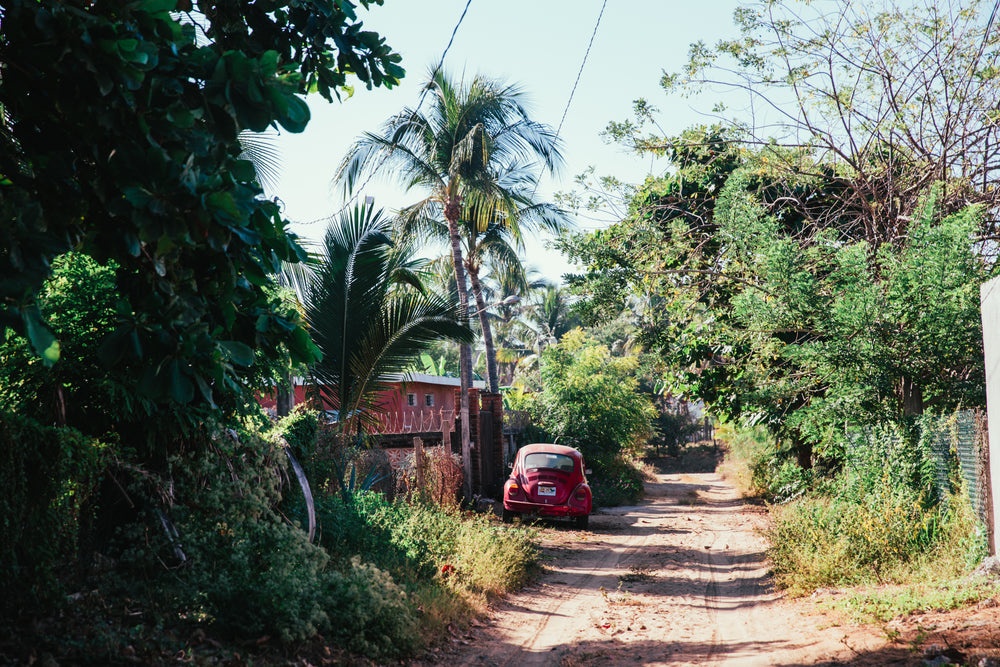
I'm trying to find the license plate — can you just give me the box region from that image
[538,486,556,496]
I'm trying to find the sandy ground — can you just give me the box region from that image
[411,463,1000,666]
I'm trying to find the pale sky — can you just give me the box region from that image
[270,1,742,283]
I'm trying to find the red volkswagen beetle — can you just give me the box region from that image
[502,443,592,528]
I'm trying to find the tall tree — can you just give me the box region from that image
[303,204,473,435]
[565,131,994,466]
[0,0,402,435]
[336,69,561,492]
[397,165,568,392]
[617,0,1000,249]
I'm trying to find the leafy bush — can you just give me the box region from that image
[325,557,420,659]
[764,414,984,595]
[589,457,645,507]
[0,412,109,613]
[273,406,320,461]
[168,503,335,642]
[103,427,421,656]
[524,330,656,470]
[126,429,330,642]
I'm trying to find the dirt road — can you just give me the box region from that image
[414,463,1000,666]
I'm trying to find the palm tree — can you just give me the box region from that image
[336,69,563,490]
[302,203,473,435]
[482,266,549,386]
[523,285,579,352]
[397,163,568,393]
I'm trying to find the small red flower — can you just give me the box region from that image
[441,564,456,578]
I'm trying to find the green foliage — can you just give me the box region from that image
[273,406,321,462]
[108,427,418,654]
[1,0,401,414]
[304,203,474,434]
[0,412,109,613]
[526,329,655,470]
[452,515,538,595]
[325,557,420,659]
[316,491,537,597]
[129,428,321,641]
[510,329,652,506]
[755,413,984,596]
[566,129,994,466]
[0,254,125,428]
[588,458,645,507]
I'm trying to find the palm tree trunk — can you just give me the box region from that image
[445,196,474,499]
[276,371,294,417]
[468,264,499,394]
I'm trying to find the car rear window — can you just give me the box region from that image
[523,452,575,472]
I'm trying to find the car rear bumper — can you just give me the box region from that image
[503,500,589,517]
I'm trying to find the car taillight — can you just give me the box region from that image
[508,482,520,495]
[574,488,587,501]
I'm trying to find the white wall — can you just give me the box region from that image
[979,277,1000,553]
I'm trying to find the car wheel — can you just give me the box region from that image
[502,507,516,524]
[575,514,589,529]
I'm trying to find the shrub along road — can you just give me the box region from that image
[412,458,1000,666]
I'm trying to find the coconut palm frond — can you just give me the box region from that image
[303,202,473,435]
[238,130,283,193]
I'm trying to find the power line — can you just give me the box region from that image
[296,0,474,227]
[531,0,609,201]
[555,0,608,146]
[985,0,1000,53]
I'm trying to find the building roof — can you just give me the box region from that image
[292,372,487,389]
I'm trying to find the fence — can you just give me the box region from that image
[923,410,992,541]
[374,408,455,435]
[848,409,992,549]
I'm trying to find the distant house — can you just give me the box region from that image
[259,372,486,433]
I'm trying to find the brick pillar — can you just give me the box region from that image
[455,388,482,492]
[479,392,505,490]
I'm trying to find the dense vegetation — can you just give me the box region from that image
[7,0,1000,659]
[507,329,656,506]
[0,2,539,662]
[562,0,999,597]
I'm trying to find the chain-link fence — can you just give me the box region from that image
[923,410,992,543]
[844,410,992,549]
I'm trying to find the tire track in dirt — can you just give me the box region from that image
[414,467,894,666]
[514,527,651,662]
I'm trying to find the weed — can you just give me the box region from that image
[757,413,987,598]
[601,582,643,607]
[833,580,1000,623]
[619,565,653,583]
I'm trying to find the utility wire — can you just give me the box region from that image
[984,0,1000,54]
[531,0,609,201]
[297,0,474,227]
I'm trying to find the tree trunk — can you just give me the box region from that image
[791,431,813,470]
[276,372,294,417]
[468,263,499,393]
[901,375,924,417]
[445,195,474,499]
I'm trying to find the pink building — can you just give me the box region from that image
[260,372,486,433]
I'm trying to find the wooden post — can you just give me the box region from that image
[414,437,424,500]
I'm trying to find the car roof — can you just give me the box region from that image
[520,443,583,458]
